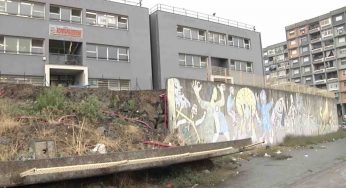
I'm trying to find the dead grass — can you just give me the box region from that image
[280,129,346,147]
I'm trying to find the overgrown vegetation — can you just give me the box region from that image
[76,95,102,122]
[280,129,346,147]
[34,86,65,112]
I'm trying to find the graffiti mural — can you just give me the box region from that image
[167,78,339,145]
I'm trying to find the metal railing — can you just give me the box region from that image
[150,4,255,31]
[49,53,82,66]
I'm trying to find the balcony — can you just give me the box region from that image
[315,79,326,84]
[325,55,336,61]
[313,57,324,63]
[49,53,82,66]
[309,27,320,34]
[335,29,346,37]
[326,66,337,72]
[327,77,338,83]
[314,68,325,74]
[311,47,323,53]
[310,37,322,43]
[324,45,334,50]
[336,42,346,48]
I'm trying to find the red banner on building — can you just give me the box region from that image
[49,25,83,38]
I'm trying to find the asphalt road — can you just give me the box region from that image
[213,138,346,188]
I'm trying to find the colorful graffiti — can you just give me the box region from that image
[167,78,339,145]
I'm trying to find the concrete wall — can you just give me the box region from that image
[0,0,152,89]
[167,78,339,145]
[150,11,263,89]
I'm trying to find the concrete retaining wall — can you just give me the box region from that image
[167,78,339,145]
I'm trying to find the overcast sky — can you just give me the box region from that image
[141,0,346,47]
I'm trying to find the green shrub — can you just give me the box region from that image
[127,99,137,112]
[34,87,65,112]
[77,95,101,121]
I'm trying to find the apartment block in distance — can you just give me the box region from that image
[285,6,346,115]
[149,4,264,89]
[263,42,290,83]
[0,0,152,90]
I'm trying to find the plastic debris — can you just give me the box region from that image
[91,144,107,154]
[304,154,309,158]
[276,150,282,154]
[264,153,271,157]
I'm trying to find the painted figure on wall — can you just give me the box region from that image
[271,97,286,128]
[236,88,257,141]
[256,90,273,144]
[192,81,229,143]
[320,100,333,132]
[227,86,236,126]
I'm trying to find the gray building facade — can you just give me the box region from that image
[263,42,290,83]
[0,0,152,90]
[284,6,346,115]
[149,5,264,89]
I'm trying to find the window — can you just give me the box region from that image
[228,35,234,46]
[18,38,30,54]
[20,2,31,16]
[244,39,250,49]
[291,49,297,55]
[336,26,345,34]
[306,77,312,81]
[86,10,128,29]
[293,69,300,75]
[86,44,130,62]
[246,62,253,72]
[119,47,129,61]
[0,0,5,12]
[299,27,306,35]
[86,44,97,59]
[71,9,82,23]
[288,30,295,36]
[304,66,311,73]
[264,59,269,64]
[300,36,308,44]
[178,26,205,41]
[321,29,333,38]
[208,32,226,45]
[5,37,17,53]
[178,53,207,68]
[303,56,309,62]
[49,5,60,20]
[7,0,18,15]
[32,3,45,18]
[31,39,43,54]
[0,36,4,52]
[198,30,206,41]
[320,18,331,27]
[335,15,343,22]
[86,12,97,25]
[339,37,346,44]
[340,47,346,55]
[294,79,300,83]
[301,46,309,53]
[341,58,346,65]
[290,40,296,45]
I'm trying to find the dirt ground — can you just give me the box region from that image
[0,83,173,161]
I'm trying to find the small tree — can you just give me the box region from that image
[34,87,65,112]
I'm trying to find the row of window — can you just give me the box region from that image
[0,1,128,29]
[0,36,44,54]
[178,53,207,68]
[0,36,131,62]
[86,44,130,62]
[177,25,251,49]
[0,0,45,18]
[230,60,253,72]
